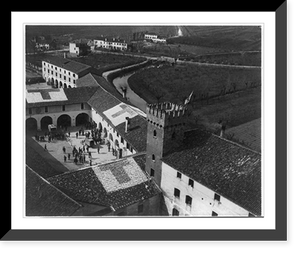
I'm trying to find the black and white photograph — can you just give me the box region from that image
[24,24,262,218]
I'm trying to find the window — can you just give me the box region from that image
[172,131,176,139]
[185,195,192,206]
[81,103,84,110]
[212,211,218,216]
[172,208,179,216]
[73,80,76,84]
[150,168,155,177]
[214,193,221,202]
[188,179,194,188]
[177,172,182,179]
[69,77,71,82]
[174,188,180,198]
[138,204,144,214]
[121,137,124,144]
[153,129,157,137]
[73,73,76,78]
[62,105,65,111]
[45,106,48,113]
[152,154,155,161]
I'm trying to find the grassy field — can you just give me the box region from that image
[26,52,146,74]
[171,26,261,51]
[128,63,261,129]
[128,63,261,103]
[72,52,146,73]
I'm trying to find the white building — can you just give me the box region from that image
[94,37,127,51]
[144,33,158,40]
[144,102,261,217]
[144,33,166,43]
[69,42,90,56]
[42,56,91,88]
[26,73,148,158]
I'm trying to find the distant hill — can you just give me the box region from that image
[170,26,261,51]
[25,25,261,52]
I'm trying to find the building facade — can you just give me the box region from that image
[144,102,262,217]
[94,37,127,51]
[69,42,90,57]
[42,57,91,88]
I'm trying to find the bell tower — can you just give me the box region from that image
[145,102,189,187]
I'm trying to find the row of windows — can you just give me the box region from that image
[43,63,76,78]
[44,69,76,84]
[176,172,194,188]
[173,187,221,206]
[28,103,85,114]
[172,208,218,216]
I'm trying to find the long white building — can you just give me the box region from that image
[42,56,91,88]
[94,37,127,51]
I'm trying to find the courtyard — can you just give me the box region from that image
[27,125,117,172]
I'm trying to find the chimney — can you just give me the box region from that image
[125,117,130,133]
[220,124,226,138]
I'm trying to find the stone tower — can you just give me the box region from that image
[145,102,189,186]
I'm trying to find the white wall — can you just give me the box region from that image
[90,108,135,157]
[26,104,91,130]
[42,61,78,88]
[161,162,250,216]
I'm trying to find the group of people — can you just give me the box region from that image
[35,131,66,143]
[62,145,93,166]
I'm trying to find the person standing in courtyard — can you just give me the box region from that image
[97,146,100,154]
[62,146,66,153]
[64,155,67,162]
[68,153,70,160]
[44,144,47,151]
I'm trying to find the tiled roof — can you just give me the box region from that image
[26,140,65,178]
[43,56,91,76]
[87,86,122,113]
[162,130,261,216]
[48,157,161,211]
[26,87,98,108]
[115,115,148,152]
[226,118,261,152]
[26,166,82,216]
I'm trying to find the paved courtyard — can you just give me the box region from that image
[28,126,117,172]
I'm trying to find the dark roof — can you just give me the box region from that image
[26,139,66,178]
[48,157,161,211]
[115,115,147,152]
[87,86,121,113]
[26,166,82,216]
[43,56,91,76]
[76,73,101,87]
[226,118,261,152]
[132,153,147,171]
[162,130,261,216]
[77,73,125,101]
[26,86,98,108]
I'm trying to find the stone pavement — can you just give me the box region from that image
[29,126,118,172]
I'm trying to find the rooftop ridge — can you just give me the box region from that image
[212,134,262,156]
[27,166,83,210]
